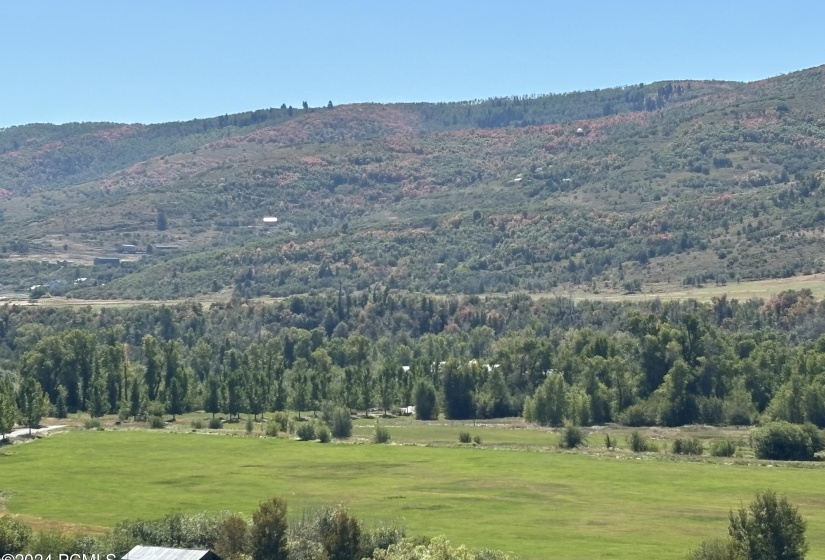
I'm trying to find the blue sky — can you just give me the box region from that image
[2,0,824,128]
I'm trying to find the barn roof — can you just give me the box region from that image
[122,545,219,560]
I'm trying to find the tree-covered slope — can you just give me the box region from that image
[1,66,825,299]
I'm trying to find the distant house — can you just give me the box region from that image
[94,257,121,266]
[262,216,279,226]
[122,546,222,560]
[118,244,138,254]
[152,244,180,251]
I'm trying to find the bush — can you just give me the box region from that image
[627,430,655,452]
[618,403,657,427]
[329,407,353,438]
[214,514,249,560]
[728,491,807,560]
[265,422,280,437]
[317,424,331,443]
[84,418,102,430]
[672,437,703,455]
[149,416,166,429]
[319,506,361,560]
[272,411,289,432]
[358,525,405,559]
[374,423,391,444]
[296,422,316,441]
[559,425,585,449]
[458,431,471,443]
[245,416,254,435]
[110,511,233,549]
[191,419,204,430]
[0,515,33,554]
[208,417,222,430]
[146,401,166,418]
[473,434,482,445]
[751,421,824,461]
[709,439,737,457]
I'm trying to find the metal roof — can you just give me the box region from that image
[122,546,215,560]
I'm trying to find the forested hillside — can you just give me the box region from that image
[1,66,825,299]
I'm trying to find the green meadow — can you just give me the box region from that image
[4,430,825,559]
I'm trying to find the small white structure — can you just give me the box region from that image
[575,127,585,135]
[262,216,279,225]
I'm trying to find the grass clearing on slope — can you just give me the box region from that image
[3,431,825,559]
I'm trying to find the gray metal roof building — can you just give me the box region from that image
[122,546,221,560]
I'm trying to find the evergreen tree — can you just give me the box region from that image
[250,497,288,560]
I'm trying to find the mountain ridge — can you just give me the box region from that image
[1,65,825,300]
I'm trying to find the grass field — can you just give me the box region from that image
[4,430,825,559]
[4,272,825,309]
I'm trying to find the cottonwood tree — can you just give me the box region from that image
[18,377,47,435]
[0,384,18,440]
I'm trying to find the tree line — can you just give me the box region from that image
[3,289,825,432]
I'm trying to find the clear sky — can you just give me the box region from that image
[2,0,824,128]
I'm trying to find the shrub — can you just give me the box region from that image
[296,422,316,441]
[191,419,204,430]
[604,434,614,449]
[709,439,737,457]
[110,511,233,549]
[751,421,824,461]
[672,437,703,455]
[84,418,102,430]
[271,411,289,432]
[458,431,471,443]
[146,401,166,418]
[329,407,353,438]
[320,401,336,425]
[373,423,391,444]
[358,525,405,559]
[265,423,280,437]
[246,416,254,435]
[317,424,331,443]
[559,425,585,449]
[0,515,33,554]
[319,506,361,560]
[627,430,654,452]
[618,403,657,427]
[214,514,249,560]
[729,491,807,560]
[208,417,222,430]
[473,434,482,445]
[118,401,131,422]
[149,416,166,429]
